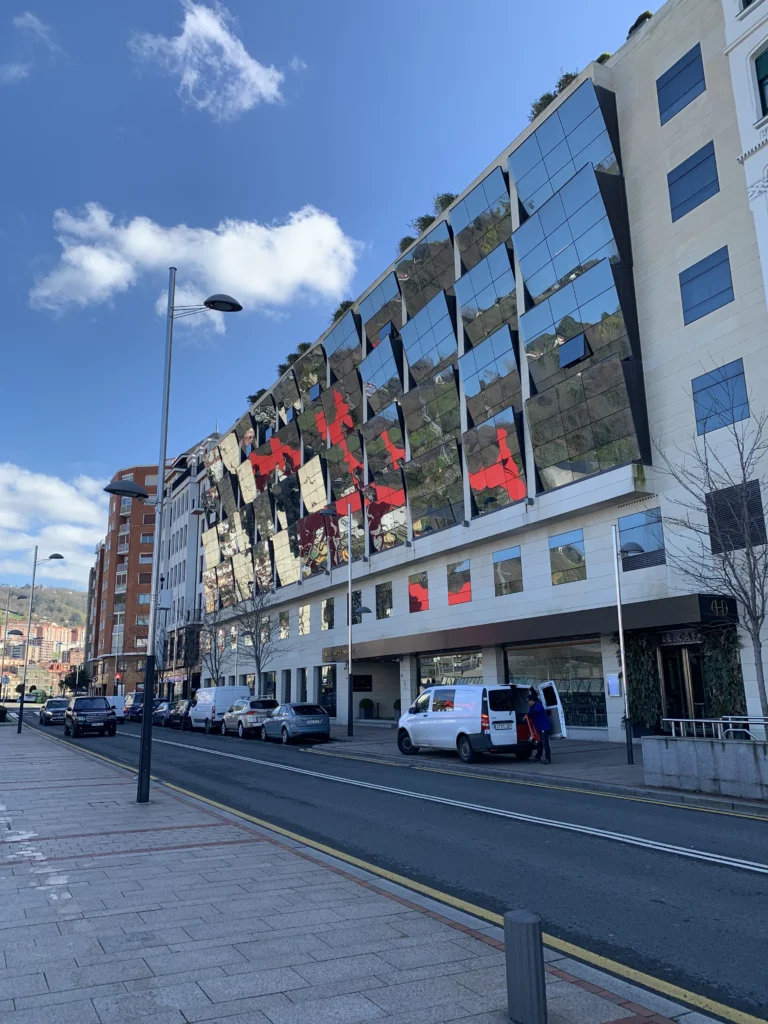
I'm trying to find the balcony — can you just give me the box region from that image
[118,526,130,537]
[117,543,129,554]
[114,584,127,595]
[119,499,132,516]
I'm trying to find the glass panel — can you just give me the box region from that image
[360,272,403,347]
[324,310,363,380]
[447,559,471,605]
[455,243,517,348]
[319,665,336,717]
[376,581,393,619]
[396,221,456,317]
[321,368,363,444]
[505,643,605,727]
[366,469,408,553]
[219,432,241,473]
[297,397,328,458]
[408,571,429,612]
[362,402,406,476]
[656,43,706,125]
[463,405,527,515]
[293,347,327,398]
[493,546,523,596]
[326,434,364,499]
[298,455,327,514]
[418,651,483,686]
[273,528,300,586]
[619,506,666,571]
[400,291,458,383]
[692,359,749,435]
[404,440,464,538]
[359,337,403,414]
[321,597,334,631]
[549,528,586,585]
[450,167,511,272]
[400,366,461,459]
[297,512,330,579]
[273,371,301,424]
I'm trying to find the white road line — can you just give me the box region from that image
[123,732,768,875]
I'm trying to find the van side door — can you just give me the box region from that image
[427,688,458,749]
[407,691,432,745]
[536,681,568,738]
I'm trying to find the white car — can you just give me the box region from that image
[220,697,279,738]
[397,682,566,763]
[188,685,251,733]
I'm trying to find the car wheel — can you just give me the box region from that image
[457,734,476,764]
[204,719,211,734]
[261,725,269,742]
[397,730,419,755]
[238,722,245,739]
[281,727,291,745]
[515,750,533,761]
[108,725,116,737]
[220,720,227,736]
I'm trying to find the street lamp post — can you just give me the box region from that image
[15,548,64,733]
[612,527,645,766]
[0,587,26,704]
[319,505,370,736]
[105,270,242,803]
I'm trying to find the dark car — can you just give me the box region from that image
[166,699,192,730]
[152,701,170,726]
[125,694,163,722]
[261,703,331,744]
[64,696,117,738]
[39,697,69,726]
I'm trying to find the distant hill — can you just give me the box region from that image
[0,586,88,628]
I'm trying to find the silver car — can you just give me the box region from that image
[39,697,69,726]
[220,697,279,738]
[260,703,331,744]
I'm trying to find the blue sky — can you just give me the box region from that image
[0,0,650,588]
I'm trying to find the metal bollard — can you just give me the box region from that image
[504,909,547,1024]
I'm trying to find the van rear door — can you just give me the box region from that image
[536,681,567,739]
[486,687,518,744]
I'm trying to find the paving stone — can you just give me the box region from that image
[293,953,391,986]
[91,981,213,1021]
[366,977,476,1013]
[284,976,386,1004]
[44,958,151,991]
[0,998,100,1024]
[199,966,310,1003]
[544,982,636,1023]
[261,991,386,1024]
[144,944,248,975]
[0,972,47,1000]
[184,993,292,1022]
[378,940,479,971]
[13,981,126,1011]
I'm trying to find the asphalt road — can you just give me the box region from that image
[22,715,768,1018]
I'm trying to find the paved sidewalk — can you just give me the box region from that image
[0,729,720,1024]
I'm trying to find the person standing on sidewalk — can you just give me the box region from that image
[527,693,552,764]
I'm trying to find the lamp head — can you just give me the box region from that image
[204,293,243,313]
[357,607,372,615]
[104,480,149,501]
[7,629,23,636]
[620,542,645,555]
[48,553,64,560]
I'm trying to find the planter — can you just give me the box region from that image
[642,735,768,800]
[359,699,374,720]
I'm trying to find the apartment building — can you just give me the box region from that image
[189,0,768,742]
[87,464,158,696]
[156,435,220,700]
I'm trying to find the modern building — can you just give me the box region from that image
[156,435,220,700]
[193,0,768,741]
[87,464,158,696]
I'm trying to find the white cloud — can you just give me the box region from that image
[288,56,307,72]
[0,61,29,83]
[129,0,283,121]
[0,463,109,588]
[12,11,60,52]
[30,202,359,327]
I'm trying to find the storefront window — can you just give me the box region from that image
[261,671,276,699]
[320,665,337,717]
[418,651,483,689]
[505,642,606,728]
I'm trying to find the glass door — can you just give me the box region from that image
[659,644,705,722]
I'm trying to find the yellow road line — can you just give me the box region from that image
[21,727,768,1024]
[302,746,768,821]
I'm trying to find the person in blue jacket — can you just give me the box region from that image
[527,693,552,764]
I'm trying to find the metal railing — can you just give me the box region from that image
[663,716,768,740]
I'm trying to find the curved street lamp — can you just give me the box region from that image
[16,551,64,733]
[105,270,242,804]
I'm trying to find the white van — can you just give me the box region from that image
[109,696,126,723]
[189,686,251,733]
[397,682,566,763]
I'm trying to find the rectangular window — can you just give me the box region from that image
[757,49,768,116]
[299,605,310,635]
[447,560,471,605]
[408,571,429,613]
[144,474,158,486]
[376,581,393,619]
[321,597,334,631]
[706,481,767,554]
[319,665,336,717]
[347,590,362,626]
[140,533,153,544]
[549,529,587,585]
[135,637,148,649]
[679,246,734,325]
[493,546,523,596]
[352,675,373,691]
[143,514,156,525]
[138,594,151,605]
[506,642,605,728]
[279,611,289,640]
[136,616,149,626]
[656,43,706,125]
[139,572,152,585]
[619,507,666,571]
[431,688,456,712]
[122,473,134,482]
[139,553,152,564]
[667,142,719,222]
[692,359,749,435]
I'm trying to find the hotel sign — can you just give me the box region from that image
[322,646,352,664]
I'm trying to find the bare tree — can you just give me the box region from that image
[656,406,768,717]
[180,623,200,694]
[199,604,229,686]
[234,582,287,693]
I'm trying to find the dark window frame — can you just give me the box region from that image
[757,49,768,117]
[679,246,734,325]
[667,141,719,222]
[692,359,750,435]
[656,43,706,125]
[706,480,767,555]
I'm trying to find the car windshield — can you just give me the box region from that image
[293,705,326,716]
[126,694,143,705]
[47,700,69,708]
[74,698,110,710]
[251,700,278,710]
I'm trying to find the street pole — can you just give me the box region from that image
[137,266,176,804]
[347,507,353,738]
[0,586,11,704]
[17,546,38,733]
[612,525,634,766]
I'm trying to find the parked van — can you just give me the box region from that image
[397,682,566,763]
[109,696,126,723]
[189,686,251,733]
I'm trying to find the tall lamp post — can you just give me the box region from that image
[105,270,242,803]
[319,505,371,736]
[0,587,26,703]
[14,548,64,733]
[612,526,645,766]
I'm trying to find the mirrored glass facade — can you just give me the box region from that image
[273,528,300,586]
[359,338,403,414]
[549,528,587,585]
[459,325,521,428]
[508,79,619,216]
[362,403,406,476]
[365,469,407,553]
[493,546,523,596]
[322,368,363,444]
[359,272,403,347]
[404,440,464,538]
[400,291,457,384]
[297,512,329,579]
[297,397,328,459]
[447,559,471,605]
[219,431,241,473]
[273,372,301,425]
[327,434,364,499]
[400,367,461,459]
[408,571,429,613]
[325,310,363,380]
[463,406,526,515]
[455,243,517,347]
[298,455,327,514]
[396,221,455,317]
[293,348,327,399]
[449,167,511,273]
